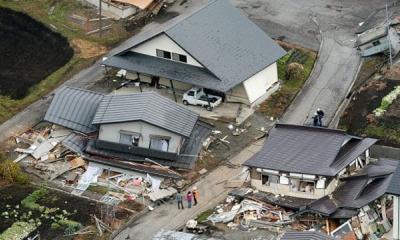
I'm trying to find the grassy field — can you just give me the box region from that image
[0,0,130,124]
[258,42,317,118]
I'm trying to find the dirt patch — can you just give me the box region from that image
[0,7,73,99]
[72,39,107,59]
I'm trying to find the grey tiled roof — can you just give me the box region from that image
[92,91,199,137]
[244,124,376,176]
[62,132,88,155]
[103,52,223,91]
[106,0,286,92]
[44,87,104,133]
[280,231,333,240]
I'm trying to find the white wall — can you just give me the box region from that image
[98,121,183,153]
[243,62,279,104]
[131,33,203,67]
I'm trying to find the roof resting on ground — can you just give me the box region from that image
[44,87,104,133]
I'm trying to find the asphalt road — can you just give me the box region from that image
[244,0,383,126]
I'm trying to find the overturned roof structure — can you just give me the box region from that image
[103,0,286,92]
[298,158,400,219]
[244,124,377,176]
[44,87,104,133]
[92,91,199,137]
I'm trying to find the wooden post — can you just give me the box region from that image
[170,80,177,102]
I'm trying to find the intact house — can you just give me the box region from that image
[102,0,286,107]
[243,124,377,200]
[44,86,211,180]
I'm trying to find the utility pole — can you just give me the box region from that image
[99,0,102,38]
[386,3,393,66]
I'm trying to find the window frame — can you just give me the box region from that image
[149,135,171,152]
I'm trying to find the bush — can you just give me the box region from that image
[0,159,29,184]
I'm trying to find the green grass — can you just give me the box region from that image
[259,47,317,118]
[87,185,109,195]
[195,209,214,223]
[365,123,400,146]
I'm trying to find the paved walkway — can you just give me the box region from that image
[115,139,264,240]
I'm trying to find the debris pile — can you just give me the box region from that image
[11,124,179,210]
[203,189,293,233]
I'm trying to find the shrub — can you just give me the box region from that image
[0,159,29,184]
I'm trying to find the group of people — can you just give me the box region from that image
[176,187,199,209]
[312,108,325,127]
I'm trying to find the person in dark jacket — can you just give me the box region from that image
[176,190,184,209]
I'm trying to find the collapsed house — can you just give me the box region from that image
[44,86,211,181]
[102,0,286,107]
[296,158,400,239]
[84,0,163,19]
[243,124,377,200]
[242,124,400,239]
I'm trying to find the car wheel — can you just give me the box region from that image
[183,100,189,105]
[206,105,213,111]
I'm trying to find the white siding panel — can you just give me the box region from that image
[98,121,182,153]
[243,62,278,103]
[131,33,203,67]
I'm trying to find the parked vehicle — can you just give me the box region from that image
[182,87,222,111]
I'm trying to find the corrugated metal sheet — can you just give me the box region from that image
[92,91,198,137]
[280,231,333,240]
[105,0,286,91]
[44,87,104,133]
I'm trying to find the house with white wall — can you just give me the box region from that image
[44,87,211,178]
[243,124,377,200]
[103,0,286,107]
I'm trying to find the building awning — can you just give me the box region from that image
[103,51,227,92]
[113,0,153,9]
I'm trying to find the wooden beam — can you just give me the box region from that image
[170,80,177,102]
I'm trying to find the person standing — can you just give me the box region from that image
[176,190,184,210]
[317,108,324,126]
[192,187,199,206]
[186,191,193,208]
[312,113,319,127]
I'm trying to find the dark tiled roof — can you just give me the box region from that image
[106,0,286,91]
[244,124,376,176]
[62,132,89,155]
[302,159,400,218]
[44,87,104,133]
[280,231,333,240]
[92,91,199,137]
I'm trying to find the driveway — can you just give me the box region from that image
[114,139,265,240]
